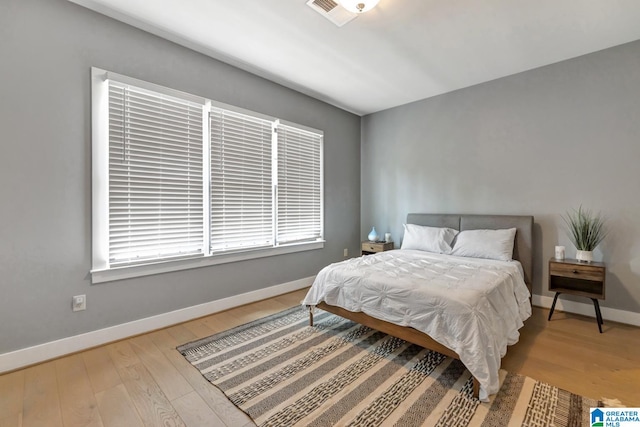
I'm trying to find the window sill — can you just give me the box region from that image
[91,240,325,284]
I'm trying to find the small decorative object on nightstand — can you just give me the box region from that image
[563,206,607,263]
[548,257,606,333]
[361,241,394,255]
[367,227,379,242]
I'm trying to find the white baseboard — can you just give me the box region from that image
[0,276,313,374]
[533,294,640,327]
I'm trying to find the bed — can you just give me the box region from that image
[302,213,533,401]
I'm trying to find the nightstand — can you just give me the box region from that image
[548,258,606,333]
[361,241,394,255]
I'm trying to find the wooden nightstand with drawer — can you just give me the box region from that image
[548,258,606,332]
[361,241,394,255]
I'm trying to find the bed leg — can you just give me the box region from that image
[472,377,480,399]
[307,305,314,327]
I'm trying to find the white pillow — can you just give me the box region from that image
[451,228,517,261]
[401,224,459,254]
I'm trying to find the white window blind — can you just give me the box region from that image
[92,68,324,282]
[210,108,273,252]
[108,82,204,266]
[276,123,323,244]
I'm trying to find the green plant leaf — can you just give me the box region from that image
[562,205,607,251]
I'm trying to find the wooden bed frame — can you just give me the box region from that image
[307,213,534,400]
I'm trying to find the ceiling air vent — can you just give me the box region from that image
[306,0,357,27]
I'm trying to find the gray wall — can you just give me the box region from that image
[362,40,640,313]
[0,0,361,354]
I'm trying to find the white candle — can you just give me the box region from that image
[555,246,565,260]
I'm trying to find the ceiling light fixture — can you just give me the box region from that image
[337,0,380,13]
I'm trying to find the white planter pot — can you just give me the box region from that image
[576,250,594,263]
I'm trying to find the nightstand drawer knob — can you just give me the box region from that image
[572,270,579,274]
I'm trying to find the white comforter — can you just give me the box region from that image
[302,250,531,401]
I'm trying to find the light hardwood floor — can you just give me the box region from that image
[1,289,639,426]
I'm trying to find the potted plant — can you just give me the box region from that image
[563,206,607,262]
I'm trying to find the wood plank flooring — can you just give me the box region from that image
[1,288,639,427]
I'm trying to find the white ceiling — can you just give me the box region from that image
[71,0,640,116]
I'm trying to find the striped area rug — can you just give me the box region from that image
[178,306,603,426]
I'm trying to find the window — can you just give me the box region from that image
[107,81,205,266]
[210,108,273,252]
[276,123,323,244]
[91,68,324,283]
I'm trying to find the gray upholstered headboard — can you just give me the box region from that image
[406,213,534,290]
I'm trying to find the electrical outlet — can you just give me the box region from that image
[343,248,348,257]
[72,295,86,312]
